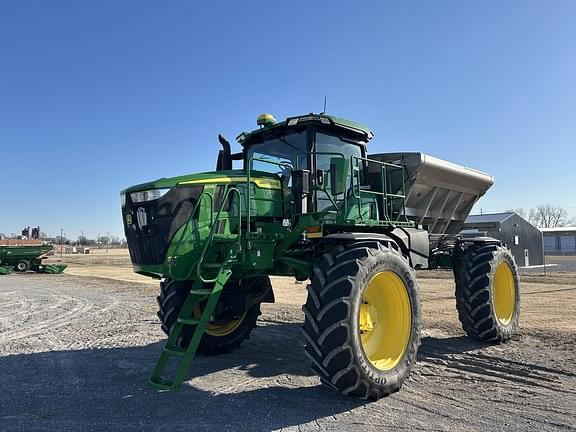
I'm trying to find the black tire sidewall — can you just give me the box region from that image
[489,248,521,339]
[158,278,260,355]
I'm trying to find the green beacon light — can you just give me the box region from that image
[256,113,276,128]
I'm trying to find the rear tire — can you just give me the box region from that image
[454,243,520,342]
[157,278,262,355]
[302,242,421,400]
[15,260,30,272]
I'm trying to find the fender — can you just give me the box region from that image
[322,229,429,269]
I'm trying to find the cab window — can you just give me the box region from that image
[246,131,308,175]
[315,133,363,210]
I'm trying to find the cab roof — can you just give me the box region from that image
[236,113,374,147]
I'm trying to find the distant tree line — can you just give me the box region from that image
[507,204,576,228]
[0,232,125,247]
[72,235,125,246]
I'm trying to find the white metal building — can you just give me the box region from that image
[541,227,576,255]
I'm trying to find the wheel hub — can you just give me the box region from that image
[493,261,516,325]
[194,304,246,337]
[359,302,378,332]
[359,271,412,371]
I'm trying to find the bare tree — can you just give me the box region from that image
[507,204,573,227]
[506,208,539,226]
[507,208,526,218]
[532,204,570,228]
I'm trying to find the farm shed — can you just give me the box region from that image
[462,212,544,267]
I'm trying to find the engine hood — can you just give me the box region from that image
[121,170,281,194]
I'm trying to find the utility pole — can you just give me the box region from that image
[60,228,63,262]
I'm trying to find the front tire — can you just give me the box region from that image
[302,243,421,400]
[157,278,262,355]
[454,242,520,342]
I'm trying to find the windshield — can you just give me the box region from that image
[246,131,308,175]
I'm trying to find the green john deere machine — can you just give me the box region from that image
[121,113,520,399]
[0,243,67,274]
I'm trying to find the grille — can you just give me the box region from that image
[123,185,203,265]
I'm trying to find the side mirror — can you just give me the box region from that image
[330,157,347,195]
[292,170,310,214]
[292,170,310,195]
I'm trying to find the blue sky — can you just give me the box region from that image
[1,1,575,239]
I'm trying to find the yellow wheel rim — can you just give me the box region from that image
[493,262,516,325]
[359,271,412,371]
[194,305,246,337]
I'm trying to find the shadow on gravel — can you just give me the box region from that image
[0,326,367,431]
[418,335,486,359]
[417,335,576,394]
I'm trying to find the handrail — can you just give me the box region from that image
[196,186,242,283]
[244,150,409,229]
[350,155,407,222]
[168,191,214,279]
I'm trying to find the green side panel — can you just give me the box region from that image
[238,183,283,218]
[342,193,380,223]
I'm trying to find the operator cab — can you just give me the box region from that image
[234,113,373,214]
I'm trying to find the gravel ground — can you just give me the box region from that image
[0,272,575,432]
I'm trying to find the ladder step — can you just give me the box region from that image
[149,377,179,391]
[163,346,187,357]
[177,317,200,325]
[189,288,212,296]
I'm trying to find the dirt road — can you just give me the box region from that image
[0,270,574,431]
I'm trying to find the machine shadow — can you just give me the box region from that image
[417,335,486,361]
[1,321,495,429]
[0,322,367,431]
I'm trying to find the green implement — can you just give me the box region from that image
[0,244,65,274]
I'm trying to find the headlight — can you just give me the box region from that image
[130,188,170,203]
[120,193,126,207]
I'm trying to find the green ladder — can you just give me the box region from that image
[149,266,232,391]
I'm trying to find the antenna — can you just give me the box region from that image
[322,97,327,114]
